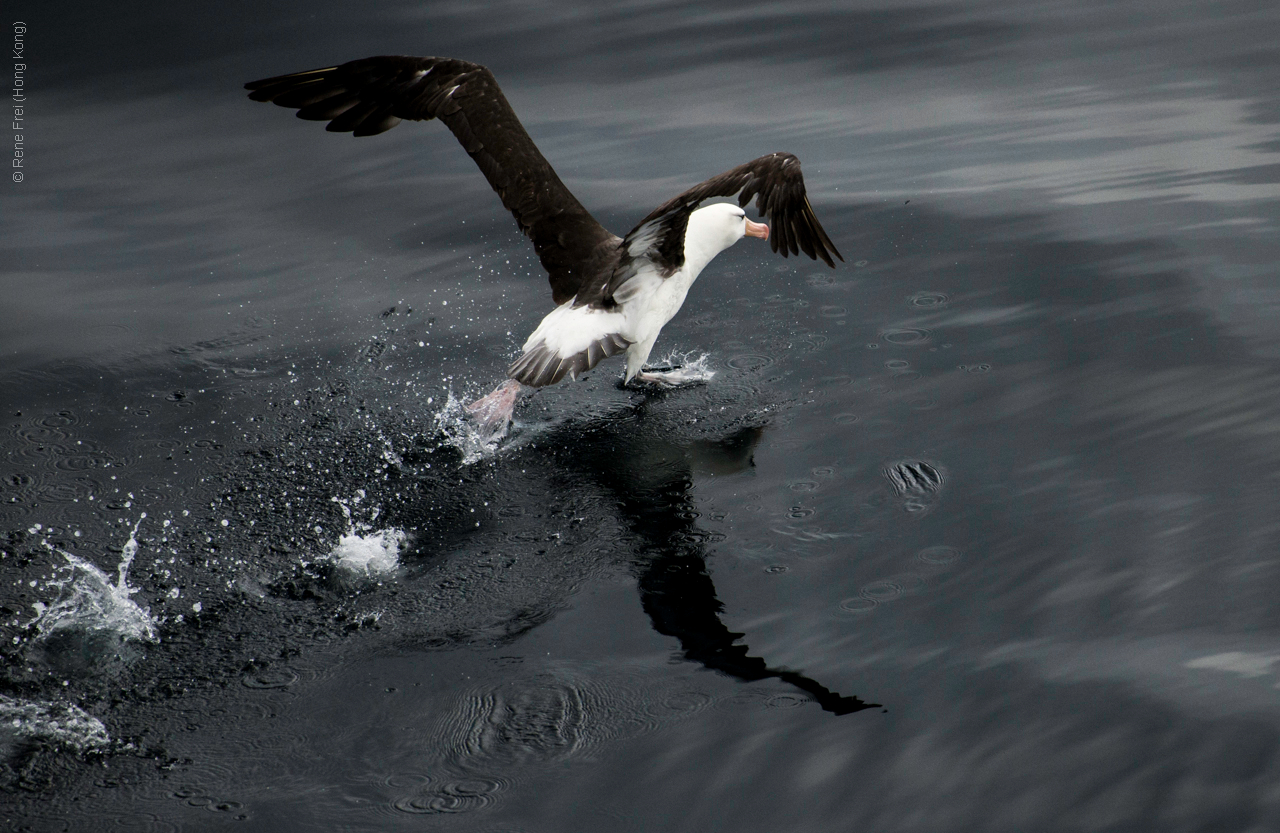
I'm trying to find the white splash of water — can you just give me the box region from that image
[329,529,405,576]
[0,694,110,752]
[376,430,405,469]
[433,388,504,464]
[29,516,158,643]
[649,351,716,384]
[326,491,405,576]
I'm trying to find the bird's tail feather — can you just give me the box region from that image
[508,332,631,387]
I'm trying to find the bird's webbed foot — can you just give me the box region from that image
[465,378,525,443]
[630,362,716,388]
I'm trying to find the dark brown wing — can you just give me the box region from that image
[245,56,618,304]
[624,152,842,275]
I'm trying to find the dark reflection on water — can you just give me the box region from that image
[6,0,1280,829]
[560,418,876,714]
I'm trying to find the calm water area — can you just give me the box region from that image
[4,1,1280,830]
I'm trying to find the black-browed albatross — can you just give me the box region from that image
[246,56,842,436]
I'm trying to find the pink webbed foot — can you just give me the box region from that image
[465,378,526,443]
[630,363,716,388]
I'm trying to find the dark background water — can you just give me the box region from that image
[5,0,1280,830]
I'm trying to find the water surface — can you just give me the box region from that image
[5,0,1280,830]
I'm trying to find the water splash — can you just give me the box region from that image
[647,351,717,385]
[0,695,110,752]
[29,516,158,643]
[326,491,405,577]
[433,389,504,464]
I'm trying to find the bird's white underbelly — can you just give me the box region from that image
[518,261,699,382]
[627,267,693,337]
[620,264,696,376]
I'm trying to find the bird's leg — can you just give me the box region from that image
[465,378,526,441]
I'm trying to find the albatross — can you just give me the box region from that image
[245,56,842,436]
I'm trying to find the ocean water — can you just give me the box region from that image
[5,0,1280,830]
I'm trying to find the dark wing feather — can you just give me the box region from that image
[619,152,843,281]
[246,56,618,304]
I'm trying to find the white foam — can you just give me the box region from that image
[329,529,405,576]
[0,695,110,752]
[30,516,158,643]
[326,491,404,576]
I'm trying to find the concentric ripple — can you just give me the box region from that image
[392,778,502,815]
[908,291,949,307]
[881,328,931,345]
[727,354,775,372]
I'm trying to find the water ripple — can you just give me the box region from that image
[881,327,932,345]
[393,778,502,815]
[908,291,949,308]
[727,354,775,372]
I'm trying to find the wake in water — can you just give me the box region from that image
[29,516,157,644]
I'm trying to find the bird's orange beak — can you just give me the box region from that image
[745,219,769,240]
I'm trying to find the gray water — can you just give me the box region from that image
[5,0,1280,830]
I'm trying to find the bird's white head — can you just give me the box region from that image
[686,203,770,261]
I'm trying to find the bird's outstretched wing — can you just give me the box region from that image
[617,152,842,282]
[246,56,618,304]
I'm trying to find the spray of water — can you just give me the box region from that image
[433,389,505,464]
[29,515,158,643]
[0,694,111,752]
[325,491,405,577]
[649,351,717,384]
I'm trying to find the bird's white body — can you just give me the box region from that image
[520,203,753,384]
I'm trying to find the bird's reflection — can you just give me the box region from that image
[553,406,877,716]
